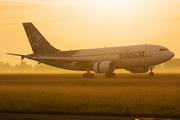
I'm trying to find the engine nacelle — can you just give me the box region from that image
[127,67,149,73]
[93,61,115,73]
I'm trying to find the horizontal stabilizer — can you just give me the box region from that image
[7,53,26,60]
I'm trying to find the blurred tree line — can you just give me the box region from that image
[155,58,180,72]
[0,58,179,72]
[0,61,61,72]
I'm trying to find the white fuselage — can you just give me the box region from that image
[32,44,174,72]
[8,22,175,77]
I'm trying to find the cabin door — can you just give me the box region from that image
[145,46,152,56]
[142,46,152,65]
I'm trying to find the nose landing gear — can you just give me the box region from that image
[149,66,154,76]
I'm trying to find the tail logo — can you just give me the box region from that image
[28,31,42,48]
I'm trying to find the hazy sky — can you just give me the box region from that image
[1,0,180,65]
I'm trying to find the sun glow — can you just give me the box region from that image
[0,0,180,65]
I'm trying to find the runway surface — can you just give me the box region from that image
[0,113,179,120]
[0,73,180,119]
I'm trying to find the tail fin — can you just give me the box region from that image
[23,22,60,54]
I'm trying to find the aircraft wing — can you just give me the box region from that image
[29,56,97,62]
[7,53,97,62]
[30,56,97,68]
[7,53,97,69]
[7,53,118,69]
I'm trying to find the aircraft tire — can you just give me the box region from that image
[112,73,116,78]
[149,72,154,76]
[105,73,116,78]
[105,73,110,78]
[90,73,94,78]
[83,73,88,78]
[83,73,94,78]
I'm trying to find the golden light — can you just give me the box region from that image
[0,0,180,65]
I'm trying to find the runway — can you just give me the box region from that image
[0,113,179,120]
[0,73,180,119]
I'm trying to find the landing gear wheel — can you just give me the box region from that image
[83,73,88,78]
[148,66,155,76]
[149,72,154,76]
[105,73,109,78]
[83,73,94,78]
[112,73,116,78]
[105,73,116,78]
[90,73,94,78]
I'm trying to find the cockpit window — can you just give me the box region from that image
[159,48,169,51]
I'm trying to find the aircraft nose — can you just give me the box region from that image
[167,51,175,60]
[170,51,175,59]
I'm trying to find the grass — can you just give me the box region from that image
[0,73,180,118]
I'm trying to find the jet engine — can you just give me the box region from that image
[126,67,149,73]
[93,61,115,73]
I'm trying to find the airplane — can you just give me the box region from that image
[7,22,175,78]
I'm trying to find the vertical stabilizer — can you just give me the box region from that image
[23,22,60,54]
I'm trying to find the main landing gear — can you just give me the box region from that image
[83,72,116,78]
[83,67,94,78]
[149,66,154,76]
[83,67,116,78]
[105,73,116,78]
[83,73,94,78]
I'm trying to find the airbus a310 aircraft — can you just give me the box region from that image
[7,22,175,78]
